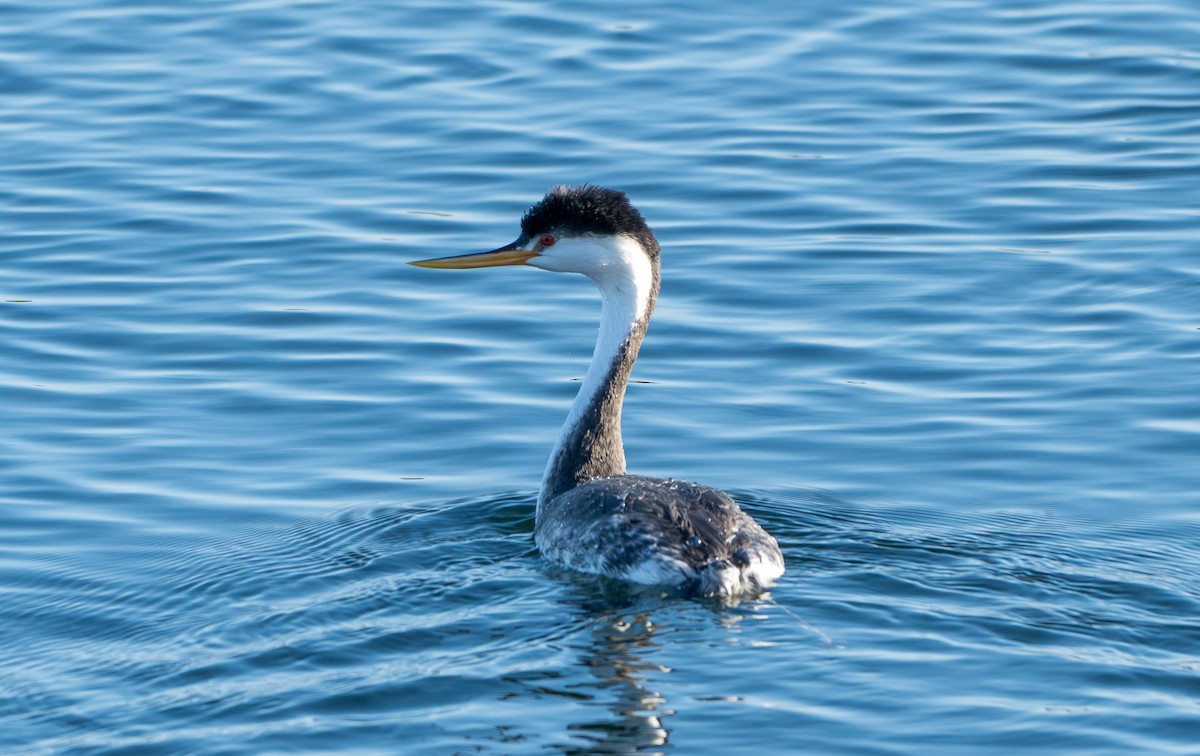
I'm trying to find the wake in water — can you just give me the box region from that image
[5,488,1200,753]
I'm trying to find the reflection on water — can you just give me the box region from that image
[532,583,787,754]
[568,612,672,754]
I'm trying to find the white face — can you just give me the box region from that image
[526,233,654,305]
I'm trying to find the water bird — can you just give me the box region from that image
[411,186,784,596]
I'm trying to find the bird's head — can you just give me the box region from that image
[411,186,660,290]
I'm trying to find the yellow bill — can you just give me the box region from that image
[410,244,538,269]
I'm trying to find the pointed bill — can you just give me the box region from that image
[410,241,538,269]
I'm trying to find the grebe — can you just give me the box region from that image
[411,186,783,596]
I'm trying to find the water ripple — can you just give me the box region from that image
[4,0,1200,752]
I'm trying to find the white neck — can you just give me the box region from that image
[533,235,657,508]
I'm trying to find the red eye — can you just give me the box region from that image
[539,233,556,247]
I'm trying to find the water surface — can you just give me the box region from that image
[2,0,1199,753]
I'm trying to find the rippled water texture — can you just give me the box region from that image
[3,1,1199,753]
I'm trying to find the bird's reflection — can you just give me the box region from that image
[561,611,672,754]
[494,575,773,753]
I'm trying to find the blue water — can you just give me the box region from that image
[3,0,1199,753]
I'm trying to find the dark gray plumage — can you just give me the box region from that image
[536,474,784,596]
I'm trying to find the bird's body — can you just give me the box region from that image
[538,475,782,595]
[412,186,783,596]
